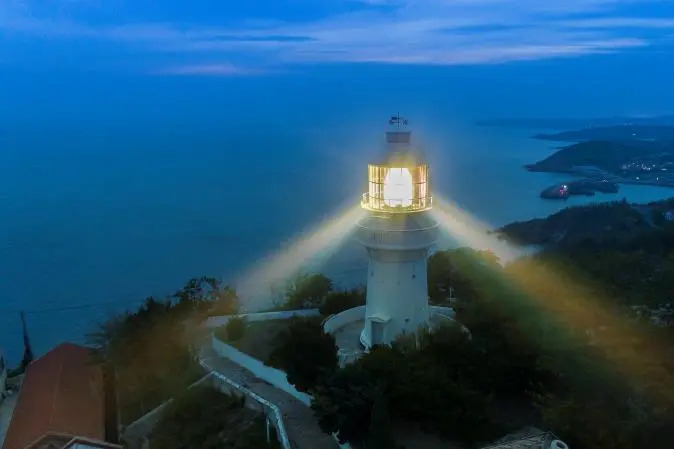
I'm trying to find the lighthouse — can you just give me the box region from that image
[356,116,439,348]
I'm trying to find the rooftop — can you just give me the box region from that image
[2,343,106,449]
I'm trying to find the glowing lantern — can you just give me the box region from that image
[362,163,430,212]
[383,168,414,207]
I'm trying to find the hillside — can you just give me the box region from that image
[535,125,674,142]
[525,140,671,173]
[496,198,674,247]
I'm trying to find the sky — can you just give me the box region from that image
[0,0,673,126]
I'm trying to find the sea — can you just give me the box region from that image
[2,120,673,365]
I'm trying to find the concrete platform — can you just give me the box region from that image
[329,310,457,367]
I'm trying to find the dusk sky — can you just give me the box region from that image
[1,0,674,126]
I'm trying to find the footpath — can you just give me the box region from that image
[199,345,340,449]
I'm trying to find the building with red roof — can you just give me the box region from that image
[2,343,120,449]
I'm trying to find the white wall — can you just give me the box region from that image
[363,254,430,347]
[206,311,352,449]
[324,306,456,336]
[211,335,312,406]
[203,365,291,449]
[204,309,320,329]
[323,306,366,334]
[429,306,455,319]
[122,373,213,442]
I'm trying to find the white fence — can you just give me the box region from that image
[121,368,293,449]
[121,373,213,448]
[322,306,366,334]
[211,334,312,405]
[323,305,455,335]
[429,305,456,319]
[200,361,292,449]
[206,309,352,449]
[203,309,321,329]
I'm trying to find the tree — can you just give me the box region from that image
[152,385,278,449]
[267,318,338,391]
[226,316,246,342]
[427,249,479,304]
[88,295,203,424]
[312,337,496,446]
[284,273,333,309]
[312,364,376,445]
[366,391,396,449]
[210,285,239,316]
[319,289,365,315]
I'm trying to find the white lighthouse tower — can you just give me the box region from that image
[357,116,439,348]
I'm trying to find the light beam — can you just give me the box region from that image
[235,204,366,312]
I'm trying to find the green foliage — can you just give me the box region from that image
[226,317,247,342]
[87,277,233,424]
[311,363,377,445]
[496,246,674,448]
[427,248,497,304]
[312,325,500,447]
[152,385,279,449]
[319,289,365,315]
[267,318,338,392]
[283,273,333,309]
[209,285,239,317]
[314,243,674,448]
[366,392,396,449]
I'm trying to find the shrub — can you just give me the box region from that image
[267,318,338,391]
[284,273,333,309]
[319,289,365,315]
[226,317,246,342]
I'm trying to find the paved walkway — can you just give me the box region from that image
[200,345,340,449]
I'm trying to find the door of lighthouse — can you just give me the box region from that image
[371,321,385,345]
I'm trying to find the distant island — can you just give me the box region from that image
[526,128,674,191]
[478,118,674,197]
[476,115,674,130]
[534,125,674,142]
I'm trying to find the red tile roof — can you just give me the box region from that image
[2,343,106,449]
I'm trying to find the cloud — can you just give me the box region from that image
[0,0,671,72]
[155,63,262,76]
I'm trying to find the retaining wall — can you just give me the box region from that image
[204,309,320,329]
[211,334,312,405]
[322,306,366,334]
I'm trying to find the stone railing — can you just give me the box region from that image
[203,309,320,329]
[200,360,292,449]
[211,334,312,405]
[429,305,456,319]
[121,373,213,449]
[121,368,293,449]
[322,306,366,334]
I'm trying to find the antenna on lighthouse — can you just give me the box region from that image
[388,113,409,129]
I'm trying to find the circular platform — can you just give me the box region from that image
[325,307,457,366]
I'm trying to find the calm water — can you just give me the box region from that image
[1,121,672,364]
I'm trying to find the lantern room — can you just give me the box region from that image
[361,130,432,213]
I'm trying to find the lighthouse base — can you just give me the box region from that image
[324,306,456,367]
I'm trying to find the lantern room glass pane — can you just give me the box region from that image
[363,164,431,212]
